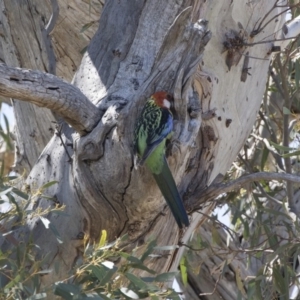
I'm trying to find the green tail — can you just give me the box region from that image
[152,157,189,228]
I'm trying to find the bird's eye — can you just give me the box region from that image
[166,94,173,102]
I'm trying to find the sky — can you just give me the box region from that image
[1,103,15,131]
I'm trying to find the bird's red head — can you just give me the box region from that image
[152,91,173,109]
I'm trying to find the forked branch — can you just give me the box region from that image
[0,64,101,135]
[190,172,300,211]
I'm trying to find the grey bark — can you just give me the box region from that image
[0,0,290,296]
[0,64,101,134]
[0,0,101,172]
[0,0,56,172]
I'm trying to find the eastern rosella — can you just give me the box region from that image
[134,91,189,228]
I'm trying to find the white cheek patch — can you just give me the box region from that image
[163,99,171,109]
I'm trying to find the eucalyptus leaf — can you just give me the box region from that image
[12,188,29,200]
[127,255,143,264]
[179,257,187,286]
[273,265,286,295]
[25,293,47,300]
[98,230,107,248]
[39,216,50,229]
[119,287,139,299]
[283,106,291,114]
[281,150,300,158]
[128,263,156,274]
[87,265,106,281]
[36,269,52,275]
[49,222,63,244]
[81,21,96,33]
[54,283,81,299]
[125,273,148,290]
[260,146,269,171]
[155,272,177,282]
[84,294,110,300]
[269,141,295,151]
[40,181,58,190]
[154,245,178,251]
[101,261,114,269]
[140,240,156,262]
[99,265,117,286]
[0,187,12,197]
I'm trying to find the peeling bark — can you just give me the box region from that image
[0,0,290,294]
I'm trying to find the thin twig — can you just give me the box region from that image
[41,0,59,74]
[250,133,280,156]
[190,172,300,211]
[245,36,300,47]
[198,275,221,297]
[258,110,284,170]
[55,124,72,162]
[250,1,300,37]
[289,119,298,134]
[251,0,280,37]
[276,55,296,214]
[269,65,285,98]
[238,150,284,205]
[0,223,19,246]
[45,0,59,35]
[254,186,283,206]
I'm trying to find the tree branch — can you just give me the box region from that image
[276,55,296,213]
[0,64,101,135]
[41,0,59,74]
[190,172,300,212]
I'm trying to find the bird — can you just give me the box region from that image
[133,91,189,228]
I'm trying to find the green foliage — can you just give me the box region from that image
[179,256,187,286]
[0,177,182,299]
[224,23,300,299]
[183,11,300,297]
[0,174,65,299]
[52,232,181,299]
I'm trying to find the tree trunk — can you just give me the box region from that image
[0,0,290,295]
